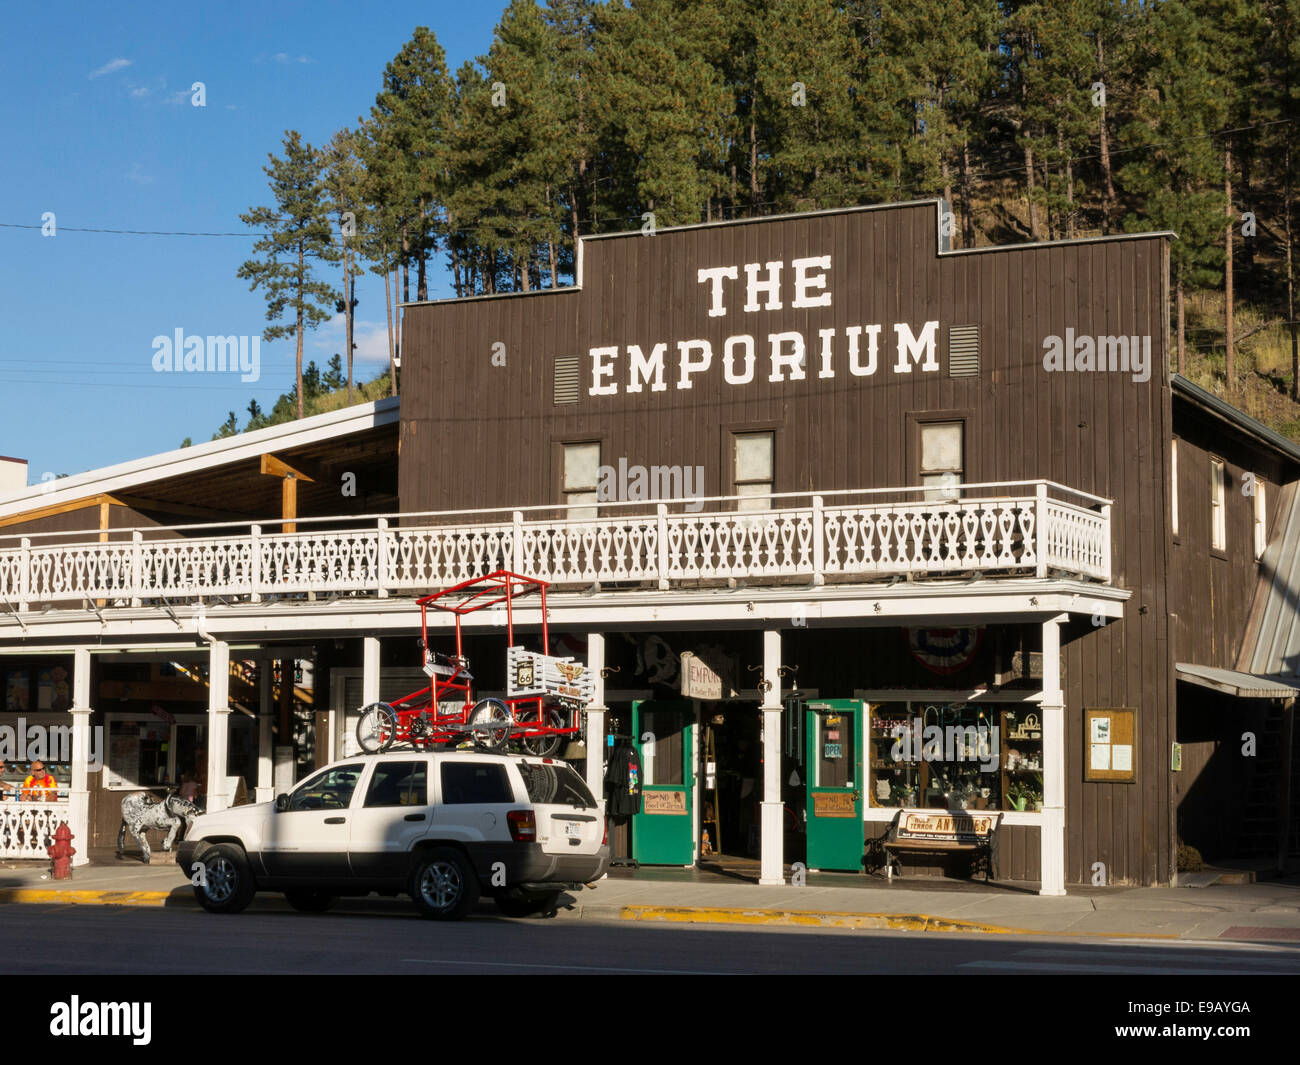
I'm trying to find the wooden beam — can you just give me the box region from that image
[260,453,320,482]
[0,493,123,531]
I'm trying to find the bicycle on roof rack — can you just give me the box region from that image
[354,570,592,757]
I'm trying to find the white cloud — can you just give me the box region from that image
[312,315,393,369]
[129,86,150,98]
[89,58,132,79]
[125,163,154,185]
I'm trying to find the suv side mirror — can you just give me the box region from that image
[275,793,290,812]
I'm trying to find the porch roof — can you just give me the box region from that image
[1176,662,1299,700]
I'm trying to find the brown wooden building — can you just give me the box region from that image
[396,199,1300,886]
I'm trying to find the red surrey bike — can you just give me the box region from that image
[354,571,593,757]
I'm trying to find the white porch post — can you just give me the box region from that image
[759,628,785,885]
[206,640,231,813]
[255,660,273,803]
[362,637,381,708]
[585,633,607,812]
[68,647,92,866]
[1040,615,1067,896]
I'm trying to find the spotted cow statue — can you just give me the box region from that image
[117,791,202,864]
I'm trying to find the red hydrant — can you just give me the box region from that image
[48,822,75,880]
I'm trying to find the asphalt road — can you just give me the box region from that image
[6,902,1300,976]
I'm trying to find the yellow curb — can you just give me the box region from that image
[616,906,1183,939]
[0,888,190,907]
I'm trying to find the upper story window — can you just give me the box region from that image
[920,421,964,501]
[1171,440,1179,537]
[1210,457,1226,551]
[562,442,600,520]
[733,431,774,512]
[1254,478,1268,560]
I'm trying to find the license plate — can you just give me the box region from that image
[563,821,582,838]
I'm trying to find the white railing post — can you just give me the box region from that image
[249,524,262,603]
[1035,482,1048,578]
[812,495,825,586]
[657,503,669,590]
[1100,503,1112,582]
[376,518,389,598]
[18,537,30,612]
[130,530,143,607]
[512,511,524,574]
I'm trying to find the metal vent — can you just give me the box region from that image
[948,325,979,377]
[554,355,580,404]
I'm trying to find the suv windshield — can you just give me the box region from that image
[517,761,597,808]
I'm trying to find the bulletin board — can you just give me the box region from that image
[1084,708,1137,782]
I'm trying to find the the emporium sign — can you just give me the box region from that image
[586,254,941,397]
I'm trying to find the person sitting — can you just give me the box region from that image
[21,760,58,802]
[0,760,15,799]
[179,771,200,803]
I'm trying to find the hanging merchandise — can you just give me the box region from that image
[605,738,642,817]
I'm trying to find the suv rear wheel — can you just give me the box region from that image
[193,844,257,914]
[409,848,480,920]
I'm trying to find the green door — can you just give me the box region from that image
[632,700,695,865]
[805,699,864,871]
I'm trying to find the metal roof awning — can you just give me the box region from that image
[1176,662,1299,700]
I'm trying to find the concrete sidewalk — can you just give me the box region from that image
[3,857,1300,943]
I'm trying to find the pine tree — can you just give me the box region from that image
[322,127,367,403]
[1118,0,1227,374]
[237,130,340,420]
[368,28,454,302]
[591,0,731,228]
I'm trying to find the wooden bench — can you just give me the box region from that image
[880,809,1001,882]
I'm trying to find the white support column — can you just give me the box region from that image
[68,647,92,866]
[1039,615,1067,896]
[206,640,231,814]
[255,661,273,803]
[759,628,785,885]
[585,634,607,813]
[362,637,381,708]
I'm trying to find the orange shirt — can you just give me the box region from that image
[21,773,57,801]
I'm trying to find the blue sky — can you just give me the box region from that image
[2,2,505,482]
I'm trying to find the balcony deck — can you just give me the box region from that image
[0,482,1111,616]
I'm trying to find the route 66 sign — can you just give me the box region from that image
[515,660,535,689]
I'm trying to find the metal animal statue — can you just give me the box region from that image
[116,791,201,864]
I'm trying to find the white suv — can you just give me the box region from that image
[176,751,609,920]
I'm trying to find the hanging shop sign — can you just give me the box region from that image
[679,650,738,700]
[906,627,984,675]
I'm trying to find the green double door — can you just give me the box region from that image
[805,699,865,871]
[632,700,695,865]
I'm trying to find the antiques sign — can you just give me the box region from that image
[643,790,688,815]
[901,812,994,839]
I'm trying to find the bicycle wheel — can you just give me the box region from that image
[467,698,513,752]
[519,709,565,758]
[356,702,397,753]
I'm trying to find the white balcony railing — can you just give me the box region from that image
[0,802,67,859]
[0,481,1111,610]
